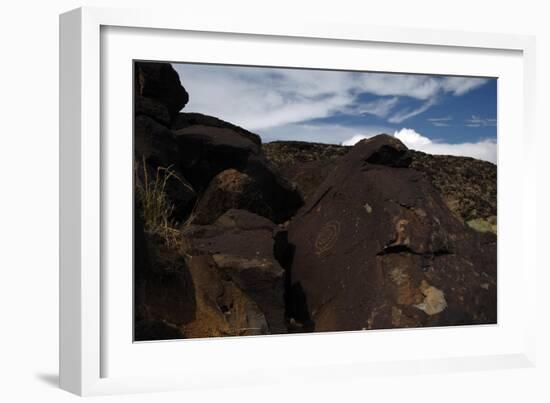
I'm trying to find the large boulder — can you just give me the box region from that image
[135,62,189,119]
[135,115,180,168]
[181,209,289,336]
[135,204,278,339]
[134,202,196,329]
[136,232,197,326]
[134,320,185,341]
[174,124,261,186]
[190,168,289,225]
[174,125,303,223]
[287,135,496,332]
[172,112,262,147]
[135,95,171,126]
[263,140,497,228]
[263,141,349,202]
[134,202,151,319]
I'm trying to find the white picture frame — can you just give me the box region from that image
[59,6,537,396]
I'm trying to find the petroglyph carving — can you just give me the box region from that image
[315,220,341,256]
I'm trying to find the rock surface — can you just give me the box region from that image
[174,124,261,187]
[135,207,289,338]
[134,320,186,341]
[263,141,349,202]
[410,151,497,233]
[181,209,288,336]
[172,112,262,147]
[134,64,194,219]
[189,169,274,225]
[135,114,180,169]
[263,140,497,226]
[135,62,189,119]
[287,135,496,331]
[135,95,171,126]
[174,125,303,223]
[134,115,197,221]
[134,209,197,327]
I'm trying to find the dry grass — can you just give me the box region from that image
[135,157,182,247]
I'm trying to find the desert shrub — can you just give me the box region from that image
[466,216,497,234]
[135,157,181,247]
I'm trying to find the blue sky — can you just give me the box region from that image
[172,63,497,162]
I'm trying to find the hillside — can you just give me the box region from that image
[263,141,497,232]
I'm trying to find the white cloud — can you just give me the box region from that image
[341,134,372,146]
[350,97,399,118]
[341,128,497,163]
[395,128,496,163]
[441,77,489,96]
[387,99,436,124]
[465,115,497,127]
[173,63,492,130]
[358,73,441,100]
[393,128,432,146]
[175,64,356,130]
[427,116,452,127]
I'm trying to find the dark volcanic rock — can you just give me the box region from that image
[181,209,288,335]
[135,230,197,327]
[135,62,189,119]
[183,254,270,337]
[135,204,288,339]
[263,140,497,226]
[135,115,180,169]
[409,151,497,225]
[134,115,179,167]
[135,95,171,126]
[189,169,275,225]
[263,141,349,202]
[135,320,185,341]
[287,135,496,332]
[135,115,196,221]
[134,199,196,332]
[172,112,261,147]
[134,202,151,316]
[263,141,349,167]
[174,125,303,223]
[174,124,260,185]
[134,104,301,225]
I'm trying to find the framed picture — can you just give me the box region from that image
[59,7,537,396]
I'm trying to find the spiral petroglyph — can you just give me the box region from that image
[315,220,341,256]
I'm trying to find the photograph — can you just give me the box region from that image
[133,61,497,341]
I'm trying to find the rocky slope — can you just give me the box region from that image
[133,62,497,340]
[264,141,497,232]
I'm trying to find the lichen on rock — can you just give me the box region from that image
[413,281,448,315]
